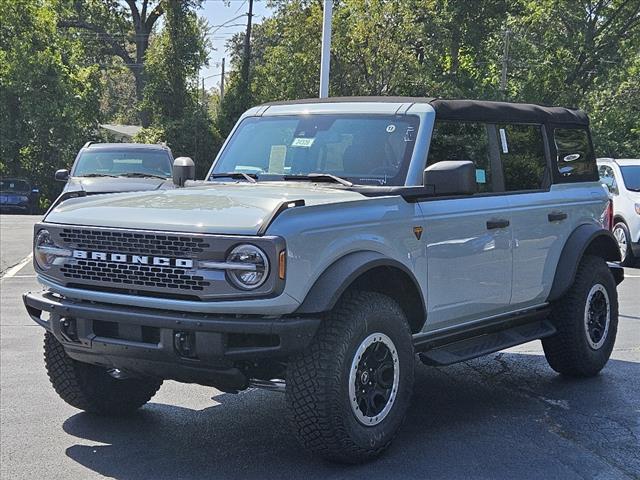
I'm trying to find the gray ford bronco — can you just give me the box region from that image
[24,97,624,463]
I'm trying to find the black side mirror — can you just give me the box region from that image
[172,157,196,187]
[55,169,69,182]
[423,161,476,196]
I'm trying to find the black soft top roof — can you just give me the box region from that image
[261,97,588,126]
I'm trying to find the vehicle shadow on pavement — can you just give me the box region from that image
[62,352,640,480]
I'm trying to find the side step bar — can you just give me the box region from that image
[414,307,555,366]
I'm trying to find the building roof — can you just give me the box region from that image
[260,97,588,126]
[99,124,143,138]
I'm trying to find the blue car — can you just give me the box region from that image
[0,178,39,214]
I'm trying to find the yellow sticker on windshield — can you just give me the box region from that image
[268,145,286,174]
[291,137,315,148]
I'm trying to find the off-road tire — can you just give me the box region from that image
[44,332,163,415]
[542,255,618,377]
[613,221,635,267]
[286,291,415,463]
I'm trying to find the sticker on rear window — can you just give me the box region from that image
[291,138,315,148]
[386,124,396,133]
[499,128,509,153]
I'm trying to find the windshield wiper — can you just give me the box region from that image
[118,172,169,180]
[79,173,118,178]
[283,173,353,187]
[209,172,257,183]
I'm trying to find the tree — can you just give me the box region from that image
[0,0,102,207]
[57,0,167,126]
[137,0,222,178]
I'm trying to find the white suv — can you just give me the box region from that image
[597,158,640,266]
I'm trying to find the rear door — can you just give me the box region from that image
[507,125,600,308]
[420,121,513,331]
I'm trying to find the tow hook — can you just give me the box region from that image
[174,331,198,359]
[59,318,79,343]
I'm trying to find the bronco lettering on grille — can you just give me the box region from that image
[72,250,193,268]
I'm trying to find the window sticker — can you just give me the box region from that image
[476,169,487,184]
[268,145,287,173]
[386,124,396,133]
[499,128,509,153]
[291,137,315,148]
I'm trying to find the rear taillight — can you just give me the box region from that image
[601,199,614,230]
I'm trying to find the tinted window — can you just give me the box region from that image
[74,149,173,177]
[598,165,618,195]
[213,115,419,186]
[554,128,597,181]
[620,165,640,191]
[427,121,493,193]
[497,124,547,191]
[0,179,30,192]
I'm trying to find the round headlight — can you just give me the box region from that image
[34,229,71,270]
[226,244,269,290]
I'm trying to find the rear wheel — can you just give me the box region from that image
[542,255,618,377]
[612,222,635,266]
[286,291,414,463]
[44,332,163,415]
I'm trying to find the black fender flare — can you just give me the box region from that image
[295,250,425,316]
[547,224,622,302]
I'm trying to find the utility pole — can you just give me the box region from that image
[500,28,511,99]
[202,78,205,104]
[220,57,225,102]
[319,0,333,98]
[241,0,253,95]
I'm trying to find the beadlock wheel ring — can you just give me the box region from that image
[348,332,400,427]
[583,283,611,350]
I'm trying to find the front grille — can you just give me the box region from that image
[60,260,211,291]
[59,228,210,258]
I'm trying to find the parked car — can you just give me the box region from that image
[0,177,39,214]
[24,98,623,463]
[597,158,640,266]
[55,142,175,195]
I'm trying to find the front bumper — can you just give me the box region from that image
[24,290,320,390]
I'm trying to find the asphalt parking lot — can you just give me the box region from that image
[0,214,638,480]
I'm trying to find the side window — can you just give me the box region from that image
[554,128,598,181]
[427,121,493,193]
[598,165,618,195]
[497,124,547,191]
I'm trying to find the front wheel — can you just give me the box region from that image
[286,291,415,463]
[542,255,618,377]
[44,332,163,415]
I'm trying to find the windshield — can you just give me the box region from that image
[0,179,30,192]
[211,114,420,186]
[73,149,172,178]
[620,165,640,191]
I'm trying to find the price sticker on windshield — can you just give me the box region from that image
[291,137,315,148]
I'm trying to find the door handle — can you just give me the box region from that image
[548,211,568,222]
[486,219,510,230]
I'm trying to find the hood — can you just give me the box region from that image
[45,182,366,235]
[65,176,172,194]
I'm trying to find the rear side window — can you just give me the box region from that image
[497,124,547,191]
[554,128,598,181]
[598,165,618,195]
[427,121,494,193]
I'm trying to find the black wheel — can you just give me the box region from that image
[44,332,163,415]
[542,255,618,377]
[612,221,635,267]
[286,291,414,463]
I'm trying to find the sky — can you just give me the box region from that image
[198,0,274,90]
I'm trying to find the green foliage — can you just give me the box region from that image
[219,0,639,158]
[0,0,102,206]
[139,1,222,178]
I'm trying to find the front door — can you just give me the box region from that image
[420,120,512,331]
